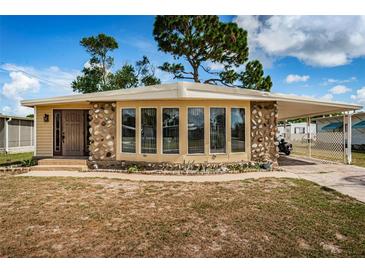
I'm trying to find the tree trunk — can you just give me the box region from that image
[193,66,200,83]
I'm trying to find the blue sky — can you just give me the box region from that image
[1,15,365,116]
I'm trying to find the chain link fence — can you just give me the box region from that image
[284,122,346,163]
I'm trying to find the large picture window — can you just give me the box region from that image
[210,108,226,153]
[121,108,136,153]
[231,108,245,153]
[188,108,204,154]
[162,108,179,154]
[141,108,157,154]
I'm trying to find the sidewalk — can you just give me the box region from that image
[17,170,299,182]
[17,158,365,203]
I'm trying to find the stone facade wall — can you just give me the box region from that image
[89,102,116,161]
[250,101,279,164]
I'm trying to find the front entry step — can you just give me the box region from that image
[31,165,88,171]
[33,158,88,171]
[38,159,87,166]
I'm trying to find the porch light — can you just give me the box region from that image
[43,114,49,122]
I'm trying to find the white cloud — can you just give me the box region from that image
[1,71,39,117]
[234,16,365,67]
[2,71,40,99]
[320,93,333,101]
[0,63,79,116]
[322,77,357,86]
[329,85,351,94]
[1,63,78,93]
[234,15,275,68]
[285,74,310,83]
[351,87,365,104]
[1,106,11,114]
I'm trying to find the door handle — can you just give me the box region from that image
[62,132,65,143]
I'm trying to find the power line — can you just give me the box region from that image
[0,68,71,89]
[0,63,72,89]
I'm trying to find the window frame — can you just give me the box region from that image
[161,106,180,155]
[120,107,137,154]
[208,106,228,155]
[53,110,62,156]
[186,106,205,155]
[139,107,158,155]
[230,106,246,154]
[294,127,305,134]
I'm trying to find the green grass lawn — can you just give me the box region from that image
[0,152,33,166]
[352,151,365,168]
[1,175,365,257]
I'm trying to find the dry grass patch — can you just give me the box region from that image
[0,175,365,257]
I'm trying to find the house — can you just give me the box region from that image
[21,82,361,165]
[0,114,35,153]
[315,112,365,150]
[277,122,316,141]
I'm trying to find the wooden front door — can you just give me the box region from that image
[61,110,85,156]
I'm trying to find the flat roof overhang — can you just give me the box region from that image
[21,82,362,120]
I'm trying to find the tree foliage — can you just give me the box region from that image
[238,60,272,91]
[153,16,272,91]
[110,56,161,89]
[72,34,160,93]
[80,34,118,88]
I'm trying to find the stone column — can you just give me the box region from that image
[250,101,279,164]
[89,102,116,161]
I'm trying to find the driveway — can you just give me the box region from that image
[279,156,365,203]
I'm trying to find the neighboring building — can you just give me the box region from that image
[0,114,35,153]
[21,82,361,164]
[277,122,316,141]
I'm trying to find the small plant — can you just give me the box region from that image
[21,159,37,167]
[127,165,140,173]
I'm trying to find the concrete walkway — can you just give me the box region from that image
[279,156,365,203]
[17,170,299,182]
[16,156,365,203]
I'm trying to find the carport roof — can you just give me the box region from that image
[321,122,344,131]
[353,120,365,129]
[21,82,362,120]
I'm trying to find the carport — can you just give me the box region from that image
[271,93,362,164]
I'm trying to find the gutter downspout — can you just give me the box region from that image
[4,117,12,154]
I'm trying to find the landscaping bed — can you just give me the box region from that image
[0,152,36,174]
[87,160,276,175]
[1,175,364,257]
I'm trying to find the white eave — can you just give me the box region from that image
[21,82,362,120]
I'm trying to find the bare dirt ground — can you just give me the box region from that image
[1,175,365,257]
